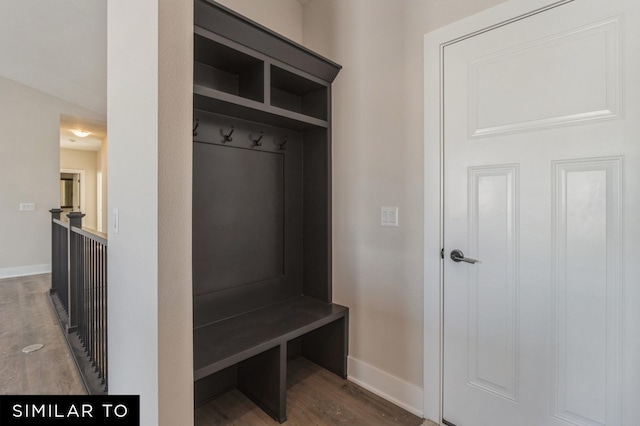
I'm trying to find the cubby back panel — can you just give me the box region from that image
[193,113,303,327]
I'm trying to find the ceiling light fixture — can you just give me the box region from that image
[71,130,91,138]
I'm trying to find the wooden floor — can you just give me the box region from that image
[196,357,426,426]
[0,274,85,395]
[1,275,435,425]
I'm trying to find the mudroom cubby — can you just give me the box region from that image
[270,65,329,121]
[194,32,264,102]
[193,1,348,423]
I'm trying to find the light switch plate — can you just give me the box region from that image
[381,206,399,227]
[19,203,35,212]
[113,208,119,234]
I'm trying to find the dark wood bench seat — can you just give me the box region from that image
[194,296,349,422]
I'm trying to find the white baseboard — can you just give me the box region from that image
[348,356,424,418]
[0,264,51,279]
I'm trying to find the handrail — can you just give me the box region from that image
[49,208,108,395]
[70,226,108,246]
[53,218,69,228]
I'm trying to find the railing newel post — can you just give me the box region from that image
[49,209,63,296]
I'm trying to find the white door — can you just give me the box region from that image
[443,1,640,425]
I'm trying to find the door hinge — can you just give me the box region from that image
[440,248,444,259]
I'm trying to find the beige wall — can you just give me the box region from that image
[60,148,98,230]
[303,0,424,401]
[214,0,424,410]
[0,75,104,278]
[406,0,507,35]
[158,0,193,423]
[303,0,507,413]
[215,0,304,43]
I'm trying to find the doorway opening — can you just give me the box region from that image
[59,115,107,232]
[59,170,83,215]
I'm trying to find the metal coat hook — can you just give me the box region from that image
[220,126,234,143]
[278,136,288,150]
[192,118,199,137]
[250,131,264,147]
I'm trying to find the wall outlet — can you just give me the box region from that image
[19,203,35,212]
[381,206,399,227]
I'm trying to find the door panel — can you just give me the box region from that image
[469,17,620,138]
[467,165,519,402]
[443,1,639,425]
[551,157,622,426]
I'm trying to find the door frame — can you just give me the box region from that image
[60,168,87,214]
[422,1,573,423]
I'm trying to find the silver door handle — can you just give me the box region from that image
[450,249,481,264]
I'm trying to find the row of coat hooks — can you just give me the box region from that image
[193,119,288,150]
[220,125,288,150]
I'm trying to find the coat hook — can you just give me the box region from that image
[278,136,288,150]
[250,131,264,147]
[192,118,199,137]
[220,126,234,143]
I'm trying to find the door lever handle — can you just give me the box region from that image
[450,249,481,264]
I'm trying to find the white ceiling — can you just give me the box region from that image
[59,114,107,151]
[0,0,107,116]
[60,132,103,152]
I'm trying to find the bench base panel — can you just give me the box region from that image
[238,344,287,423]
[195,313,348,423]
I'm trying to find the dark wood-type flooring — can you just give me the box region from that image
[1,275,433,425]
[0,274,85,395]
[196,357,426,426]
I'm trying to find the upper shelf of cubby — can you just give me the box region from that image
[195,0,341,84]
[194,33,264,103]
[193,87,329,131]
[194,0,341,129]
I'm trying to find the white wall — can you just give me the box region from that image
[108,0,192,424]
[215,0,304,43]
[0,0,107,116]
[0,76,104,279]
[107,0,159,419]
[60,148,98,230]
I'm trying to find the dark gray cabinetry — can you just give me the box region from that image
[192,1,347,422]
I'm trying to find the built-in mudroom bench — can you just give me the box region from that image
[192,1,348,423]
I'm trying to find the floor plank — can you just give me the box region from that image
[196,357,424,426]
[0,274,85,395]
